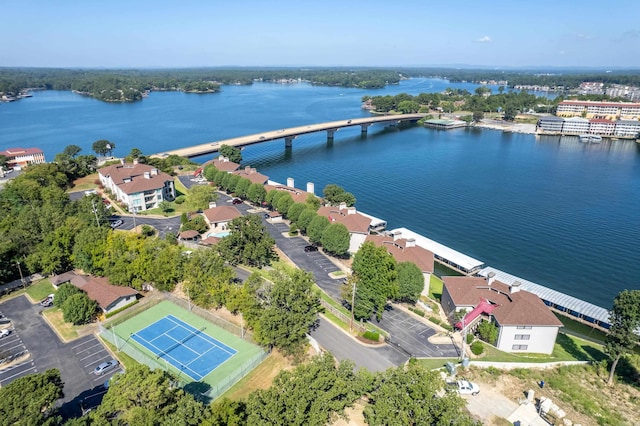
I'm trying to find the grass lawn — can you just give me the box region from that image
[221,350,292,401]
[416,357,460,371]
[70,173,99,191]
[476,332,606,363]
[42,308,79,341]
[428,275,443,301]
[101,337,139,371]
[25,279,55,302]
[555,313,608,343]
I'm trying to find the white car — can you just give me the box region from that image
[0,329,11,339]
[448,380,480,396]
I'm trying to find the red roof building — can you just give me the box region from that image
[0,147,46,169]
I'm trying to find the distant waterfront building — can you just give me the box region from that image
[423,118,467,130]
[0,147,46,169]
[536,115,640,138]
[98,161,175,211]
[606,84,640,101]
[556,100,640,120]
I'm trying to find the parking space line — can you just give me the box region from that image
[76,343,105,355]
[0,365,37,384]
[80,351,107,362]
[71,339,98,350]
[0,343,26,352]
[83,356,109,369]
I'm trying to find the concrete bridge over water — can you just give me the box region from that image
[153,114,426,159]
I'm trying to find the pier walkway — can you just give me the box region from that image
[153,114,425,158]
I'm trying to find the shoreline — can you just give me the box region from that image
[472,121,537,134]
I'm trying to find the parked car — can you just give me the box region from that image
[40,294,54,307]
[232,198,243,205]
[94,359,119,375]
[0,329,11,339]
[110,219,124,229]
[304,245,318,252]
[447,380,480,396]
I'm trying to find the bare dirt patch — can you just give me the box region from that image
[222,350,294,401]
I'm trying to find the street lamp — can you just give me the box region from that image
[16,261,26,289]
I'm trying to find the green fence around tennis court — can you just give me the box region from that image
[99,293,267,402]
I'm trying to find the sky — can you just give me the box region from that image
[2,0,640,69]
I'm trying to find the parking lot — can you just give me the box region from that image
[0,296,122,418]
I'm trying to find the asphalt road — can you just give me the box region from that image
[309,318,405,372]
[0,296,122,419]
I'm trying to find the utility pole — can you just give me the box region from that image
[91,199,101,227]
[16,261,26,289]
[460,316,467,362]
[350,279,356,332]
[186,286,191,311]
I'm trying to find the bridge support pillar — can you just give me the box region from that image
[327,129,337,141]
[360,124,371,135]
[285,136,295,148]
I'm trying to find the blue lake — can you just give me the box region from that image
[1,78,638,308]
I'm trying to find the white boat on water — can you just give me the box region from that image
[579,134,603,143]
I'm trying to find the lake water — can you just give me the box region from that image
[1,79,638,308]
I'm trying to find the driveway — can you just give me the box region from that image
[309,318,406,371]
[0,296,122,419]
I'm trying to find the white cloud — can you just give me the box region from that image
[475,35,491,43]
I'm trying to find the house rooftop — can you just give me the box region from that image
[201,156,240,172]
[366,235,434,273]
[98,162,173,195]
[443,276,563,327]
[317,205,371,234]
[203,205,242,223]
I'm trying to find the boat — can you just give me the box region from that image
[579,134,603,143]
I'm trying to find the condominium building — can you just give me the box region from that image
[556,100,640,120]
[0,147,46,169]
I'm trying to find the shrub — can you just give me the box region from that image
[62,292,98,325]
[362,330,380,342]
[428,316,442,325]
[408,307,425,317]
[53,283,81,308]
[466,333,474,344]
[175,195,186,204]
[470,341,484,355]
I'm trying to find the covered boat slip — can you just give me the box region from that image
[390,227,485,275]
[478,267,610,329]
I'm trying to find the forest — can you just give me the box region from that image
[3,66,640,103]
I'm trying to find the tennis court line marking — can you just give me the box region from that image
[165,315,237,356]
[132,331,204,381]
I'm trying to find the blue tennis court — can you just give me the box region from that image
[131,314,237,380]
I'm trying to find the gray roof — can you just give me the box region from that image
[539,115,565,122]
[478,266,610,326]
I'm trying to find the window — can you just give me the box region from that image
[515,334,530,340]
[512,344,528,350]
[516,326,532,329]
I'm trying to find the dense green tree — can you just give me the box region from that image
[350,242,398,320]
[395,261,424,303]
[219,145,242,163]
[217,215,276,267]
[0,369,64,426]
[181,215,209,234]
[159,200,172,214]
[246,183,267,205]
[256,269,320,356]
[276,193,294,215]
[396,100,420,114]
[320,223,350,257]
[62,292,98,325]
[202,164,219,182]
[226,174,241,194]
[477,320,499,345]
[364,361,477,426]
[323,184,356,207]
[307,215,330,245]
[63,144,82,158]
[213,169,228,186]
[305,193,321,210]
[54,283,82,308]
[503,105,517,121]
[296,209,317,234]
[605,290,640,385]
[265,189,283,209]
[92,139,115,157]
[472,110,485,122]
[235,177,252,199]
[183,249,235,308]
[187,184,218,211]
[129,147,143,159]
[93,365,187,423]
[207,398,247,426]
[247,353,367,426]
[72,225,109,274]
[287,202,308,223]
[0,154,8,170]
